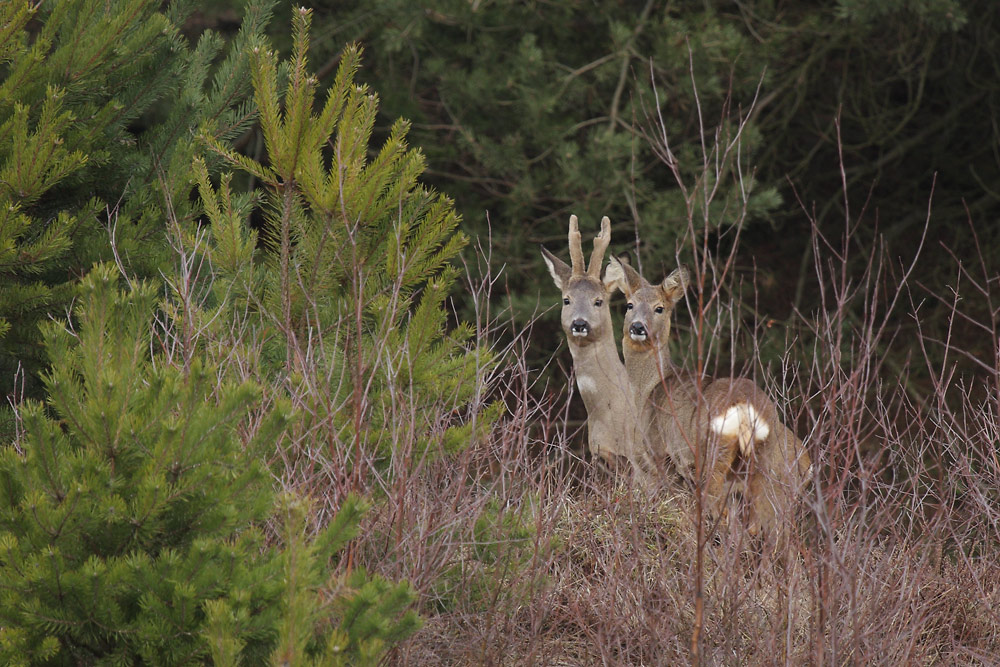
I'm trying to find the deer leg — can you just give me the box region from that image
[749,470,793,552]
[704,435,740,524]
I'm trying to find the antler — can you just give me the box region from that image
[587,215,611,278]
[568,214,585,275]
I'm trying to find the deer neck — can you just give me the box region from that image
[567,333,628,399]
[567,331,638,461]
[624,342,677,404]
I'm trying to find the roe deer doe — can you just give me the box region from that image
[541,216,639,466]
[605,256,812,541]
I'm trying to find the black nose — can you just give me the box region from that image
[571,319,590,335]
[629,322,647,337]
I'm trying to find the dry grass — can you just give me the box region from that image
[353,232,1000,665]
[213,215,1000,665]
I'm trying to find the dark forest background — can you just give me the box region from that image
[244,0,997,390]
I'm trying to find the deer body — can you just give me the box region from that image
[541,216,639,465]
[607,257,811,538]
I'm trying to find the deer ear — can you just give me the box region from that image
[605,253,642,296]
[661,265,690,303]
[540,246,571,290]
[603,255,626,295]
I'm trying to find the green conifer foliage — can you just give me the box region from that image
[0,265,284,662]
[200,8,497,472]
[255,494,421,667]
[0,0,275,396]
[0,264,420,664]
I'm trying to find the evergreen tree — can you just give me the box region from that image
[0,264,420,664]
[0,0,275,399]
[198,8,498,475]
[247,494,420,666]
[0,264,284,662]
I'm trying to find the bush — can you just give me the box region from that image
[0,266,281,662]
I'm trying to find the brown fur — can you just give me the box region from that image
[605,256,812,543]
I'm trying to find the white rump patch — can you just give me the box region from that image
[576,375,598,394]
[710,403,770,456]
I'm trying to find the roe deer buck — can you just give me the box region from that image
[541,216,639,465]
[605,256,812,540]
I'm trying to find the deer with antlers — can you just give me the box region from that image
[605,256,812,541]
[541,216,640,467]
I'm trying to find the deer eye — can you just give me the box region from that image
[563,298,570,306]
[654,306,664,314]
[626,303,634,311]
[594,299,603,307]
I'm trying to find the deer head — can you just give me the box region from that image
[540,215,618,347]
[605,255,690,354]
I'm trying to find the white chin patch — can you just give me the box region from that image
[571,330,588,337]
[630,333,647,342]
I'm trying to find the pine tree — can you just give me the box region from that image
[0,0,276,400]
[0,264,282,663]
[0,264,421,664]
[248,494,421,667]
[198,7,498,475]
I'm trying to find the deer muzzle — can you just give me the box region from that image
[629,322,648,342]
[570,319,590,337]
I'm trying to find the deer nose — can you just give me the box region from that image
[629,322,648,341]
[570,319,590,336]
